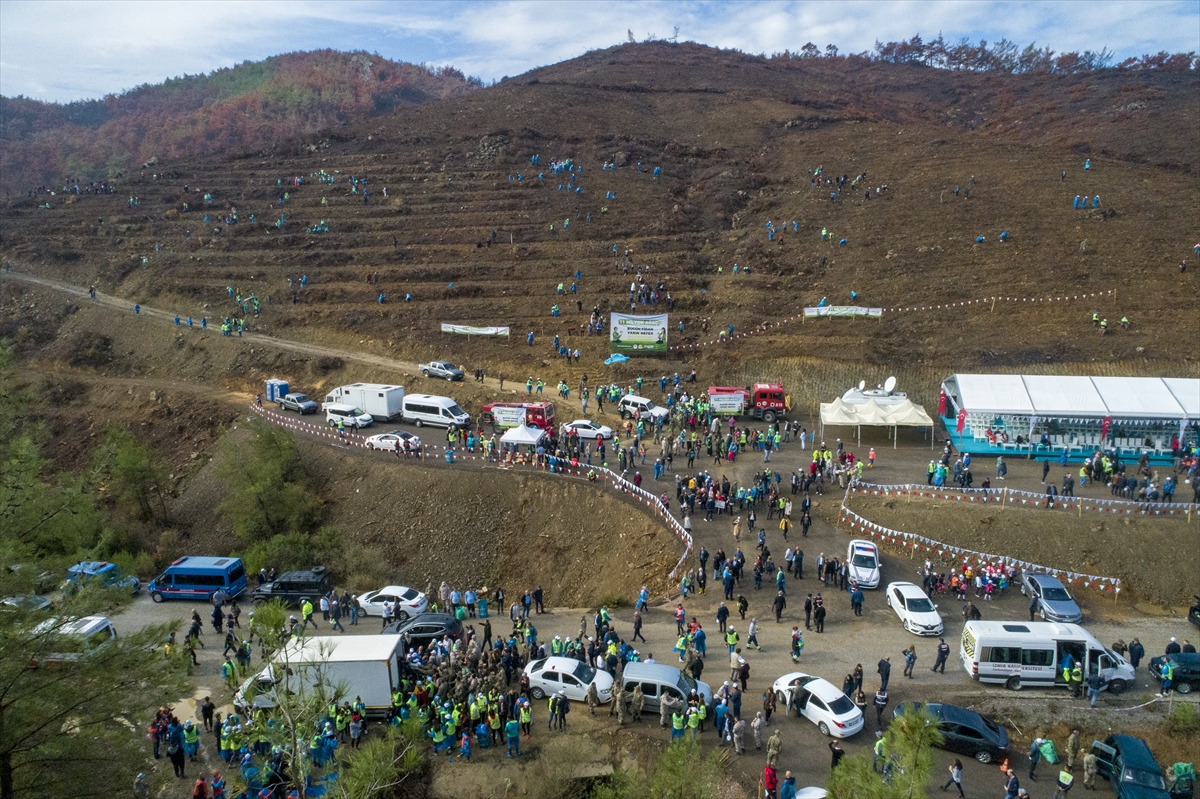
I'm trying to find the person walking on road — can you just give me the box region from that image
[932,638,950,673]
[943,758,965,797]
[877,657,891,690]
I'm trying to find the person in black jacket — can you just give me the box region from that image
[1127,638,1144,669]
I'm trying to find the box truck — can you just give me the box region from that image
[481,401,556,431]
[234,635,407,717]
[323,383,405,422]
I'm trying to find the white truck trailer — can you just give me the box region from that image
[234,635,405,717]
[323,383,405,422]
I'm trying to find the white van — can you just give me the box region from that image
[325,403,373,429]
[402,394,470,429]
[960,620,1134,693]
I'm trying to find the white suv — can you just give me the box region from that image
[325,403,373,429]
[617,395,669,422]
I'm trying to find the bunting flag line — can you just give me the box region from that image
[667,290,1115,351]
[847,481,1194,518]
[838,485,1122,593]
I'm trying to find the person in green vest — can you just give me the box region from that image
[221,656,236,688]
[671,710,686,739]
[1069,662,1084,698]
[182,720,200,761]
[429,723,449,754]
[686,707,701,740]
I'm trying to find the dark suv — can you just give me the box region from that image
[250,566,333,608]
[893,701,1009,764]
[383,613,463,649]
[1149,652,1200,694]
[1090,734,1173,799]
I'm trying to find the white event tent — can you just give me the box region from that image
[819,397,935,448]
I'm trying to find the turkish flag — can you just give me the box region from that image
[956,408,967,433]
[938,390,948,417]
[1100,416,1111,440]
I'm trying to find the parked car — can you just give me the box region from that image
[617,395,669,423]
[846,540,881,588]
[772,672,864,738]
[1020,573,1082,623]
[892,701,1008,763]
[1090,734,1173,799]
[383,613,464,647]
[621,662,713,709]
[0,595,53,612]
[250,566,334,608]
[886,582,944,636]
[357,586,428,620]
[30,615,117,666]
[1149,652,1200,694]
[325,404,373,429]
[364,430,422,452]
[561,419,614,441]
[64,561,140,596]
[278,393,318,414]
[524,656,615,702]
[419,361,464,381]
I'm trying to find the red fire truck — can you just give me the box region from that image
[480,401,556,431]
[707,384,790,423]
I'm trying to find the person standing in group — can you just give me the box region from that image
[943,758,964,797]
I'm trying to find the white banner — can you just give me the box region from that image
[610,312,668,352]
[441,324,510,337]
[803,306,883,318]
[492,406,527,428]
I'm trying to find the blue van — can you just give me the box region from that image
[147,557,248,602]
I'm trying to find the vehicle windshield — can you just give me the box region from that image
[351,408,366,416]
[644,401,659,410]
[448,404,466,417]
[852,554,876,569]
[827,695,855,715]
[1122,769,1166,789]
[573,662,597,683]
[678,673,698,693]
[1041,587,1072,601]
[906,597,935,613]
[293,395,309,401]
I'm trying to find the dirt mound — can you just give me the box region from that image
[174,430,681,606]
[841,492,1197,606]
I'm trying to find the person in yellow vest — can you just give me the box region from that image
[873,731,886,772]
[671,710,686,740]
[301,598,317,629]
[1069,662,1083,698]
[686,706,701,740]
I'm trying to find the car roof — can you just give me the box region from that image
[276,568,330,582]
[1106,735,1161,771]
[535,656,588,671]
[370,585,418,595]
[397,612,457,626]
[1159,652,1200,666]
[848,540,876,551]
[69,561,116,574]
[1029,573,1066,588]
[887,582,926,596]
[623,662,687,682]
[60,616,113,635]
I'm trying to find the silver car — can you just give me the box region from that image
[1021,573,1082,623]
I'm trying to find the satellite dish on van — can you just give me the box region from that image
[858,380,866,391]
[884,376,897,393]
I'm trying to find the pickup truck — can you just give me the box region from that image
[278,393,318,414]
[419,361,464,381]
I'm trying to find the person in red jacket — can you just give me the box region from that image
[763,764,780,798]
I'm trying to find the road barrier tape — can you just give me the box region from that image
[837,485,1122,592]
[847,482,1194,518]
[249,404,694,575]
[668,290,1115,351]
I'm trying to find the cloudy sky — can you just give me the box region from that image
[2,0,1196,103]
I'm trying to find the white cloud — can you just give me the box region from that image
[1,0,1195,102]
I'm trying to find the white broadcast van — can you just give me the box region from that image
[960,620,1134,693]
[323,383,405,422]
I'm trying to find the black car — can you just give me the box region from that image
[383,613,464,649]
[250,566,334,608]
[1149,652,1200,695]
[1090,734,1174,799]
[893,701,1009,763]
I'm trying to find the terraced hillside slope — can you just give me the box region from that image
[3,42,1198,408]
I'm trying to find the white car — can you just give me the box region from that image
[364,430,422,452]
[772,672,864,738]
[886,582,944,636]
[846,539,881,588]
[525,656,614,703]
[561,419,613,441]
[357,586,428,620]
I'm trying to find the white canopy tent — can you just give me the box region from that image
[819,397,935,448]
[942,374,1199,420]
[499,425,547,447]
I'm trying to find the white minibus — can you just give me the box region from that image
[960,620,1134,693]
